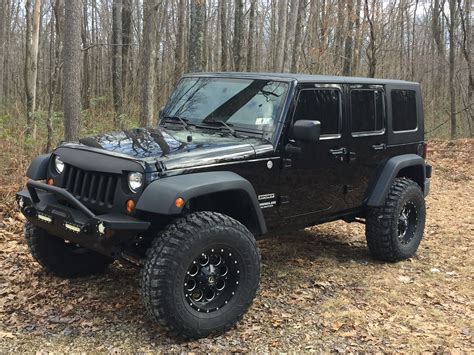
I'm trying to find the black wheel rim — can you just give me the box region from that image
[184,247,240,313]
[397,200,418,245]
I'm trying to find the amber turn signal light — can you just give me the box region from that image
[175,198,185,209]
[47,178,54,185]
[125,199,135,213]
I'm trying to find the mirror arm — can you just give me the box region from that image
[285,143,302,154]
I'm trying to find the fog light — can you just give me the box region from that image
[97,222,106,235]
[38,213,52,223]
[126,199,135,213]
[17,197,25,209]
[64,223,81,233]
[175,198,185,209]
[47,178,54,185]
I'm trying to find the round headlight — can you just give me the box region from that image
[128,172,143,193]
[54,156,65,174]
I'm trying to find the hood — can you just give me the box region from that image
[77,127,273,171]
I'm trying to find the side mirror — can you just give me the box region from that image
[292,120,321,142]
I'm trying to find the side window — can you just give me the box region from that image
[293,89,340,137]
[351,90,384,134]
[391,90,417,131]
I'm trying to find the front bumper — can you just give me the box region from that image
[16,180,150,257]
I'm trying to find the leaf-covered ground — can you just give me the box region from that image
[0,139,472,352]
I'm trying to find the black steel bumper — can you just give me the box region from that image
[16,180,150,257]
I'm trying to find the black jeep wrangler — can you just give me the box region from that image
[17,73,431,339]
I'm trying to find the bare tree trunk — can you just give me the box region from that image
[246,0,256,71]
[139,0,159,127]
[81,0,90,109]
[63,0,82,141]
[112,0,123,127]
[0,0,5,109]
[447,0,457,139]
[174,0,185,82]
[364,0,376,78]
[282,0,297,72]
[342,0,354,76]
[458,0,472,136]
[219,0,227,71]
[233,0,244,71]
[274,0,288,71]
[24,0,42,139]
[189,0,205,72]
[352,0,362,75]
[122,0,132,92]
[46,0,62,152]
[290,0,304,73]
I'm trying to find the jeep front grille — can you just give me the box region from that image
[61,164,118,208]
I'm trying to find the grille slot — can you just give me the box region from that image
[61,164,118,207]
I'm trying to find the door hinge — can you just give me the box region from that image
[343,185,353,194]
[282,158,292,168]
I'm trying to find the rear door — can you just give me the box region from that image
[342,85,390,208]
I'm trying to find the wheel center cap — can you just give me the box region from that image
[208,275,215,284]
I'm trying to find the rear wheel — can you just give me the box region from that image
[25,221,113,278]
[141,211,261,339]
[366,178,426,262]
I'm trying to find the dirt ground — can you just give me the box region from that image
[0,139,472,353]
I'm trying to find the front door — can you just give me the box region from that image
[279,85,347,224]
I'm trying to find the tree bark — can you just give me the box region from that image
[246,0,256,72]
[0,0,6,108]
[174,0,186,83]
[188,0,205,72]
[63,0,82,141]
[81,0,90,109]
[139,0,159,127]
[24,0,42,139]
[290,0,305,73]
[364,0,376,78]
[233,0,244,71]
[447,0,457,139]
[219,0,227,71]
[112,0,123,126]
[342,0,354,76]
[122,0,132,92]
[274,0,288,72]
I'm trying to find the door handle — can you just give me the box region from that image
[329,147,347,156]
[371,143,386,151]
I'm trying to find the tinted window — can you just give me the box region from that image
[163,77,289,131]
[294,89,340,136]
[351,90,384,133]
[391,90,417,131]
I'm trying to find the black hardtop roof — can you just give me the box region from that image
[184,72,419,87]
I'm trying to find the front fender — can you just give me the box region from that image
[26,154,51,180]
[136,171,267,234]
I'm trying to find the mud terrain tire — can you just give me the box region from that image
[366,178,426,262]
[141,211,261,339]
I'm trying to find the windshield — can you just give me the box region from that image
[161,77,289,134]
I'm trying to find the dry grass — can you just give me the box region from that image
[0,139,472,352]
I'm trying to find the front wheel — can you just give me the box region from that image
[141,212,261,339]
[366,178,426,262]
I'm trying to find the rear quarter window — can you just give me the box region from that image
[391,90,417,131]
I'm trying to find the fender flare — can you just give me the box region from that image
[367,154,426,207]
[136,171,267,234]
[26,154,51,180]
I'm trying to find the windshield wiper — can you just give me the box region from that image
[162,116,193,131]
[202,119,239,137]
